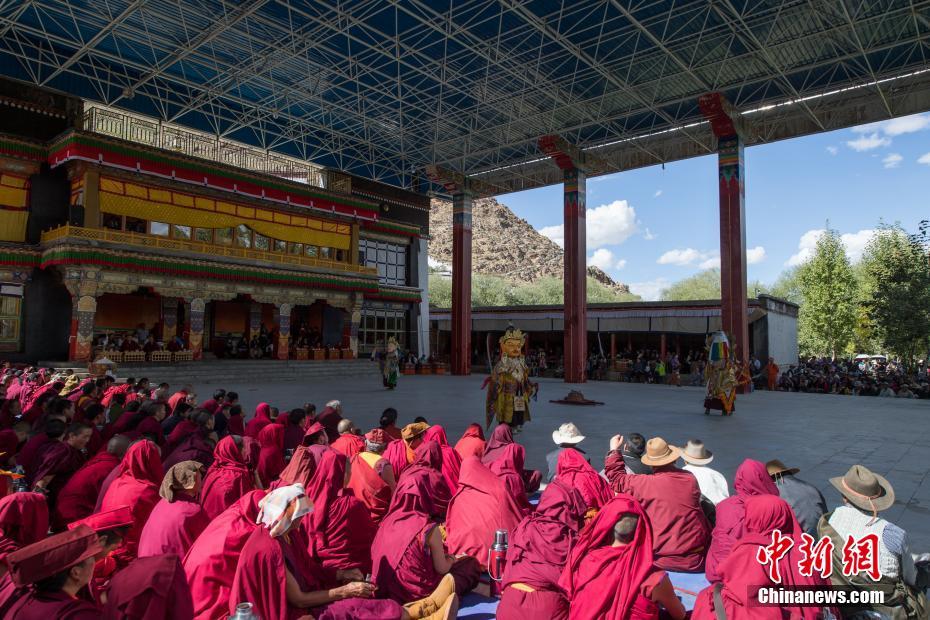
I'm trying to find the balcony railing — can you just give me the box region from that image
[41,225,377,276]
[82,106,352,194]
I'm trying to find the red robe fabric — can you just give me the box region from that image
[165,419,197,455]
[137,492,210,559]
[231,524,401,620]
[382,437,412,480]
[347,452,393,524]
[18,432,50,483]
[555,448,613,512]
[498,479,587,620]
[330,432,364,459]
[55,451,120,527]
[445,456,525,568]
[316,406,342,444]
[453,423,485,460]
[486,443,532,516]
[102,554,194,620]
[481,424,541,494]
[256,423,286,488]
[382,423,402,442]
[705,458,780,582]
[0,493,49,566]
[559,494,661,620]
[604,450,711,572]
[167,389,189,414]
[100,441,164,564]
[423,425,462,493]
[244,402,271,439]
[199,436,258,520]
[183,490,266,620]
[135,415,165,447]
[394,441,451,518]
[30,441,86,525]
[162,432,214,471]
[2,589,101,619]
[227,412,246,437]
[692,495,829,620]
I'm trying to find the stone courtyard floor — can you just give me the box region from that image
[193,373,930,550]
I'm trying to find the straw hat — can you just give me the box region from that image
[766,459,800,477]
[830,464,894,513]
[640,437,681,467]
[401,422,429,441]
[551,422,586,446]
[680,439,714,466]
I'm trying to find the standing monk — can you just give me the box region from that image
[484,325,536,432]
[765,357,780,391]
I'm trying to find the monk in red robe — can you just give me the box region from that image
[347,429,395,524]
[559,495,687,620]
[497,478,587,620]
[395,440,451,518]
[453,423,485,460]
[137,460,208,559]
[604,435,711,572]
[371,464,480,603]
[200,435,260,519]
[316,402,343,443]
[704,458,779,582]
[231,483,457,620]
[102,554,193,620]
[244,402,273,438]
[445,456,524,568]
[379,407,403,442]
[692,495,831,620]
[331,419,365,459]
[303,448,377,572]
[256,423,286,487]
[66,505,134,605]
[383,421,428,480]
[183,490,266,620]
[487,443,532,516]
[481,424,541,493]
[555,447,613,519]
[3,525,103,619]
[99,440,163,565]
[0,493,49,580]
[32,422,93,528]
[423,425,461,493]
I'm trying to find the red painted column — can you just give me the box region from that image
[660,333,667,360]
[451,191,473,375]
[610,333,617,366]
[717,135,749,380]
[563,167,587,383]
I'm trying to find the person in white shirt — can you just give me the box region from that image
[681,439,730,505]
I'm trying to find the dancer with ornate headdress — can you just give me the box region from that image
[378,337,401,390]
[703,331,738,416]
[484,325,537,432]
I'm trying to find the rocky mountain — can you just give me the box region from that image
[428,197,631,295]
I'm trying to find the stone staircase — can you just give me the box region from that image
[37,359,381,385]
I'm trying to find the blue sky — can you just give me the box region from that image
[496,113,930,300]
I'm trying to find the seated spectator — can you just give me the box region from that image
[200,435,260,519]
[546,422,587,483]
[331,418,365,458]
[102,554,193,620]
[818,465,929,618]
[0,493,49,581]
[481,425,541,493]
[347,429,396,524]
[706,459,778,582]
[766,458,826,536]
[423,425,462,493]
[604,435,711,572]
[554,447,612,520]
[138,461,209,559]
[559,495,686,620]
[681,439,730,505]
[497,479,587,619]
[453,423,485,460]
[621,432,653,475]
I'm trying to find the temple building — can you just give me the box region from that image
[0,79,429,364]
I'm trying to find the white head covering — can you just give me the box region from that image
[256,483,313,537]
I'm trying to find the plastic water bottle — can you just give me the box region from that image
[228,602,259,620]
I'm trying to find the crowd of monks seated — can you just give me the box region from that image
[0,366,926,619]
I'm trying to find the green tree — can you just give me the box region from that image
[427,274,452,308]
[768,266,803,304]
[660,268,721,301]
[860,224,930,370]
[796,229,857,358]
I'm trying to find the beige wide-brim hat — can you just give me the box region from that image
[640,437,681,467]
[680,440,714,466]
[830,464,895,513]
[766,459,800,477]
[552,422,585,446]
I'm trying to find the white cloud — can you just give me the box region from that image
[643,228,657,240]
[826,146,838,155]
[853,113,930,137]
[654,189,663,198]
[699,256,721,269]
[846,133,891,152]
[587,248,616,271]
[746,246,767,264]
[786,229,876,266]
[538,199,639,251]
[628,278,671,301]
[882,153,903,169]
[539,225,564,248]
[615,259,627,270]
[657,248,703,266]
[918,153,930,165]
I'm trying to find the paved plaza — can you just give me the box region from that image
[194,373,930,550]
